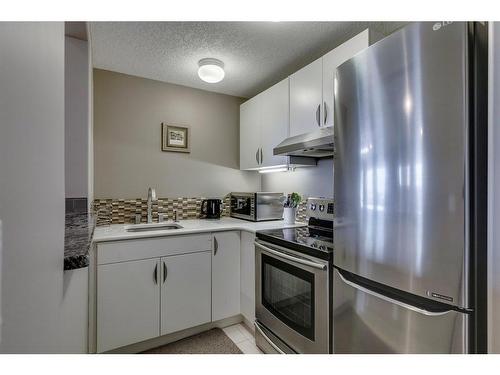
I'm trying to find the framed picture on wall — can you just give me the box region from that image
[161,123,190,153]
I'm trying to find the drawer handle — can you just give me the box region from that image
[163,261,167,283]
[153,264,158,284]
[254,321,285,354]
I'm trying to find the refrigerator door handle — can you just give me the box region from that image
[337,270,453,317]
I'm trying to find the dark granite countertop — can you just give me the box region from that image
[64,212,95,270]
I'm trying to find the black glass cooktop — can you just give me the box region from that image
[256,225,334,261]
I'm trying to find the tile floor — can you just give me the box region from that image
[223,323,263,354]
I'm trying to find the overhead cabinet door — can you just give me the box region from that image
[322,30,370,128]
[260,79,289,168]
[160,251,212,335]
[240,95,262,170]
[97,258,161,352]
[289,57,323,137]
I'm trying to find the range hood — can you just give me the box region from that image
[273,127,334,158]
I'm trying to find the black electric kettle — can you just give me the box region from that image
[201,199,223,219]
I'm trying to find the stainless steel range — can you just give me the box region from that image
[254,198,334,354]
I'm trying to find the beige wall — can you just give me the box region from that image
[93,69,260,199]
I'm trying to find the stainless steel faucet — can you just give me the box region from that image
[147,187,157,223]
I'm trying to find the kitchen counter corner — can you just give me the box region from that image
[92,217,306,243]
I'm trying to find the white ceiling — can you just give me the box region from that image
[90,22,407,98]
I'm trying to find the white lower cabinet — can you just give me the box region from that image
[95,235,213,352]
[97,258,161,353]
[95,231,249,352]
[160,252,212,335]
[240,231,256,324]
[212,231,241,321]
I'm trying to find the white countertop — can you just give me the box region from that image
[92,217,306,243]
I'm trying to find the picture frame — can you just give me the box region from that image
[161,123,190,153]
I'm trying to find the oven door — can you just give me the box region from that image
[255,239,329,353]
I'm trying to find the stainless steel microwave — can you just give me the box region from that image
[230,192,284,222]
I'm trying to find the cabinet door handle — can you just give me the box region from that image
[153,263,158,284]
[214,236,218,255]
[254,321,286,354]
[324,101,327,124]
[163,261,167,283]
[316,104,321,126]
[256,149,260,164]
[260,148,263,164]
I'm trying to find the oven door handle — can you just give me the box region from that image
[255,242,327,270]
[254,321,286,354]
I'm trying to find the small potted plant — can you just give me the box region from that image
[282,192,301,224]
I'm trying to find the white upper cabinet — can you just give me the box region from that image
[260,79,289,168]
[240,94,262,170]
[240,78,289,170]
[322,29,371,128]
[240,29,377,170]
[289,57,323,137]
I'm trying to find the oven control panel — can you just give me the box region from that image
[306,198,334,221]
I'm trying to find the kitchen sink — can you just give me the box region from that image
[124,223,183,232]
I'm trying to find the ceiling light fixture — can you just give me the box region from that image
[198,58,225,83]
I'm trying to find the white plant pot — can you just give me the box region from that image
[283,207,296,224]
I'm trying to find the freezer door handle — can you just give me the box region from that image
[337,270,453,317]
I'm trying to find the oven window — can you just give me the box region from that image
[261,253,315,340]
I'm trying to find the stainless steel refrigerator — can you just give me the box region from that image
[332,22,488,354]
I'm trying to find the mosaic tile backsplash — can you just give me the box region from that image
[295,201,307,222]
[92,194,308,226]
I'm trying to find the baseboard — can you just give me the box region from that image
[241,316,255,334]
[104,315,243,354]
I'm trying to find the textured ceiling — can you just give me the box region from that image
[90,22,407,98]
